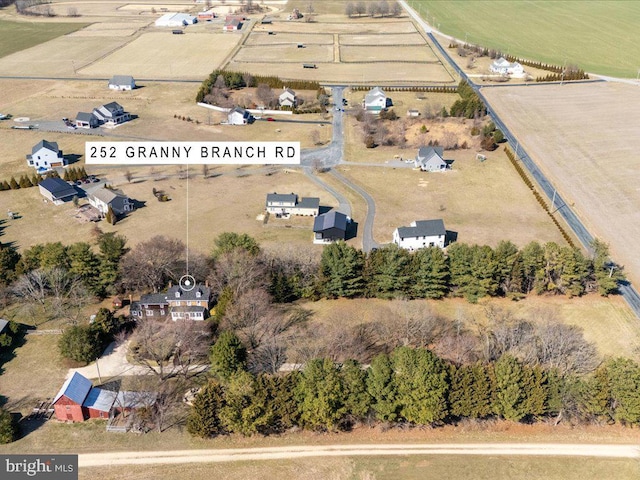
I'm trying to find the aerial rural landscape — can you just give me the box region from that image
[0,1,639,479]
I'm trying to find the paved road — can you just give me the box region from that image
[329,169,379,251]
[302,167,351,217]
[78,443,640,468]
[401,0,640,319]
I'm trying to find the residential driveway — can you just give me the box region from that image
[66,341,149,381]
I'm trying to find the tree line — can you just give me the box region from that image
[317,239,622,303]
[196,70,320,104]
[188,337,640,437]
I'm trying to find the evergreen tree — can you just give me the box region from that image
[186,380,226,437]
[38,242,69,270]
[58,325,103,364]
[210,331,247,382]
[319,241,365,298]
[220,370,271,435]
[67,242,101,294]
[449,364,474,418]
[493,240,523,295]
[520,365,548,419]
[340,359,371,421]
[492,354,526,421]
[254,373,300,433]
[579,365,613,422]
[0,243,21,286]
[606,358,640,425]
[30,173,39,187]
[97,232,127,295]
[411,247,449,299]
[366,353,398,421]
[295,358,346,431]
[212,232,260,259]
[19,175,32,188]
[8,177,19,189]
[365,245,412,299]
[0,408,17,444]
[105,205,117,225]
[392,347,449,424]
[520,241,545,294]
[591,239,623,296]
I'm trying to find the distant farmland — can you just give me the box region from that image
[0,19,88,59]
[409,1,640,78]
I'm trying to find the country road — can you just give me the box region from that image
[78,443,640,468]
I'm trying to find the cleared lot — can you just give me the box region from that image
[483,82,640,285]
[339,32,427,45]
[340,45,438,63]
[245,32,333,45]
[233,44,334,63]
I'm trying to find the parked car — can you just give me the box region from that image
[266,117,275,122]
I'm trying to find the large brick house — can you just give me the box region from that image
[130,284,212,321]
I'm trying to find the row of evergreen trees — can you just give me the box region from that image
[62,166,88,182]
[315,239,622,303]
[0,173,42,191]
[189,340,640,437]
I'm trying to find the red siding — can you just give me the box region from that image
[53,396,85,422]
[85,407,109,419]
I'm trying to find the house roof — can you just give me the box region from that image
[109,75,134,85]
[266,192,297,205]
[53,372,92,405]
[82,387,117,412]
[0,319,8,334]
[167,284,211,302]
[313,210,348,233]
[493,57,511,67]
[280,88,296,98]
[90,187,125,204]
[397,219,446,239]
[171,306,207,313]
[365,86,386,103]
[102,102,123,114]
[298,197,320,209]
[417,145,444,160]
[32,140,59,155]
[229,106,249,115]
[39,178,77,200]
[138,293,170,306]
[76,112,97,123]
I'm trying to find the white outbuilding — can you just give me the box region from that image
[155,13,197,27]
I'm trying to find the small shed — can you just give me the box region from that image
[112,297,123,308]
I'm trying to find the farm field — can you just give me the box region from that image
[235,16,455,84]
[482,82,640,286]
[0,19,88,59]
[409,0,640,78]
[78,31,239,79]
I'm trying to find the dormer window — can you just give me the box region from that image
[196,290,202,298]
[175,291,180,298]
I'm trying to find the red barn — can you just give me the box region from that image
[52,372,93,422]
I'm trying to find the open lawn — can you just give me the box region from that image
[339,32,426,45]
[304,295,640,362]
[83,455,640,480]
[245,32,334,45]
[233,44,334,63]
[482,82,640,286]
[78,31,239,79]
[409,0,640,78]
[0,19,88,59]
[252,20,419,35]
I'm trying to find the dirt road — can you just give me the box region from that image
[79,443,640,467]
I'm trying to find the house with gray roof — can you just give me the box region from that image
[130,284,212,321]
[93,102,131,126]
[313,210,349,244]
[393,219,446,251]
[26,140,66,172]
[279,87,297,108]
[108,75,136,91]
[38,177,77,205]
[88,186,134,217]
[414,146,447,172]
[266,192,320,217]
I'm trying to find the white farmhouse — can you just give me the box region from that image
[92,102,131,126]
[227,106,253,125]
[393,219,446,251]
[108,75,136,91]
[26,140,66,172]
[364,86,388,113]
[278,88,297,108]
[489,57,525,77]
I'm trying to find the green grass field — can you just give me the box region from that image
[409,1,640,78]
[0,19,88,59]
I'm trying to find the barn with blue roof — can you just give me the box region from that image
[52,372,93,422]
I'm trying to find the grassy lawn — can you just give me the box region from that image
[409,1,640,78]
[0,19,88,59]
